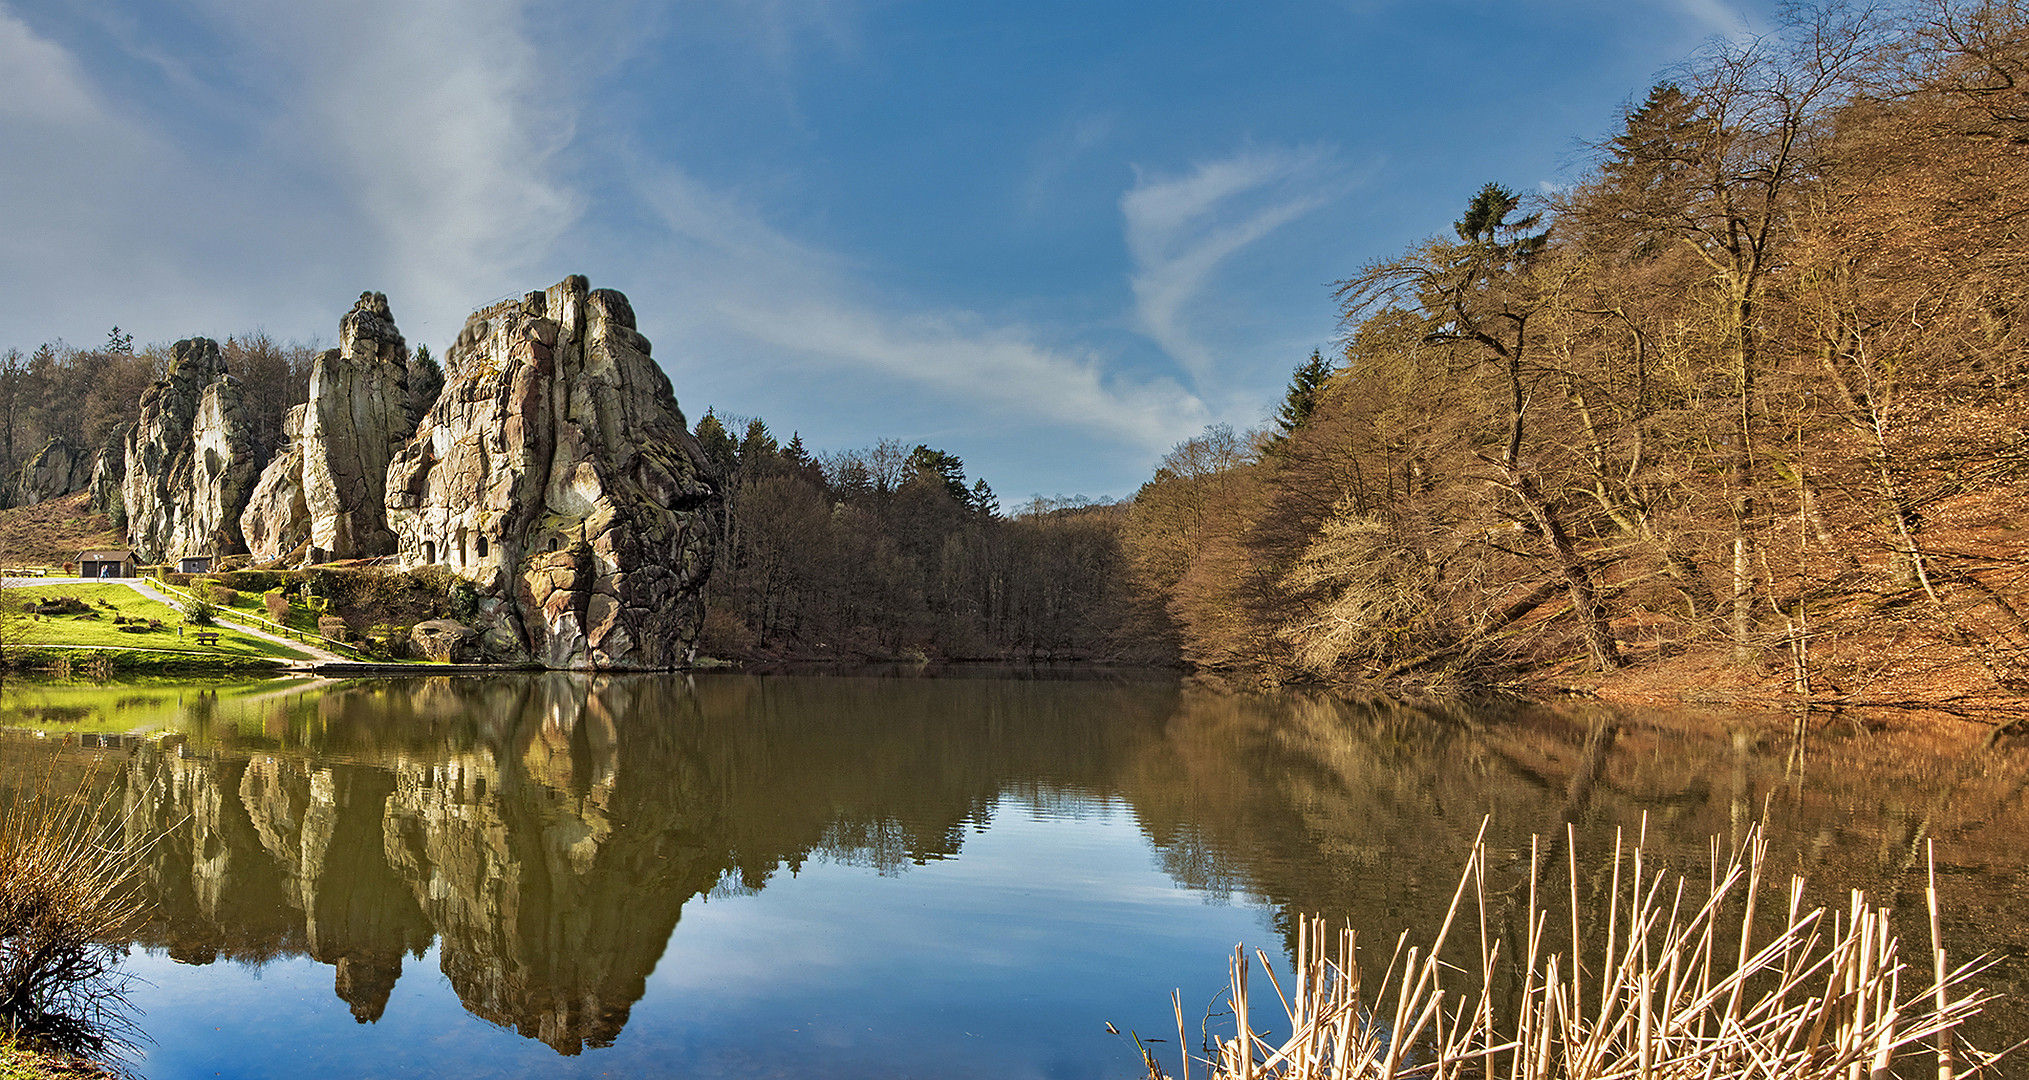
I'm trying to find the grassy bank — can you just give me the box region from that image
[0,1031,116,1078]
[4,647,287,678]
[0,678,294,735]
[4,584,308,672]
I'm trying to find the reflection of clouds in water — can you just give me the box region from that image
[6,672,2022,1073]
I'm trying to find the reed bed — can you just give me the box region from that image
[0,752,149,1064]
[1166,825,2007,1080]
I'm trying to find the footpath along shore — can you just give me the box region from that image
[4,577,536,677]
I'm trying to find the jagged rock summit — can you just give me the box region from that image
[122,338,256,564]
[385,276,720,670]
[243,292,418,564]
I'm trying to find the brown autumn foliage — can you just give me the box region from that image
[1127,2,2029,708]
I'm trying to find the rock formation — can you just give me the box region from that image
[11,436,94,506]
[240,406,310,563]
[87,422,130,527]
[241,293,417,564]
[385,276,719,670]
[122,338,257,564]
[410,618,478,662]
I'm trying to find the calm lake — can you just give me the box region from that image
[1,672,2026,1077]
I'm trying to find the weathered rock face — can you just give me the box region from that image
[87,422,130,527]
[241,293,417,565]
[12,436,94,506]
[410,618,478,662]
[385,276,719,670]
[240,405,310,563]
[123,339,257,564]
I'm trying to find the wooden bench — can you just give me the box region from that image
[193,630,221,647]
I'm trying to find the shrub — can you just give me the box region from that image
[263,591,290,623]
[317,615,350,642]
[217,570,283,594]
[184,597,214,626]
[206,585,238,607]
[0,753,147,1061]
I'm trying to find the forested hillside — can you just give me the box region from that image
[8,1,2026,699]
[688,412,1172,663]
[1128,2,2029,705]
[0,332,317,491]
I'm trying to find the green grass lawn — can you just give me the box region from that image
[7,583,312,661]
[218,590,324,634]
[171,580,333,637]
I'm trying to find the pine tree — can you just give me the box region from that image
[969,478,999,518]
[1273,350,1336,438]
[907,445,970,503]
[694,410,738,473]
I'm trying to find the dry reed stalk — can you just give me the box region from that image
[1168,825,2004,1080]
[0,750,153,1066]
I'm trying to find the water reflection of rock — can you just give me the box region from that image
[119,674,1179,1055]
[93,673,2029,1056]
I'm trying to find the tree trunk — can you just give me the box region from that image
[1506,468,1621,671]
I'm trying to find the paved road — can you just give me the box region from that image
[5,576,347,665]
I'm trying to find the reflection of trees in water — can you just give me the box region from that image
[29,674,2029,1057]
[1118,690,2029,1048]
[112,674,1180,1055]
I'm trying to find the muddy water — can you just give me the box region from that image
[1,673,2024,1077]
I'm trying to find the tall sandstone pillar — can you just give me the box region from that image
[384,276,720,670]
[242,292,418,564]
[122,338,257,564]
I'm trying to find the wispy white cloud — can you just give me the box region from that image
[632,163,1206,453]
[729,0,861,71]
[1021,112,1115,218]
[189,0,581,336]
[1122,146,1338,384]
[1673,0,1756,39]
[0,6,99,123]
[0,4,248,340]
[0,0,590,348]
[719,301,1203,451]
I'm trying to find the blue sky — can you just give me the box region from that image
[0,0,1772,502]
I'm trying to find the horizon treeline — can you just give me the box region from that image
[690,410,1174,663]
[1129,1,2029,690]
[0,331,318,492]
